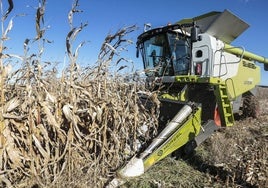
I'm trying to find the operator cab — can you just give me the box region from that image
[137,25,191,77]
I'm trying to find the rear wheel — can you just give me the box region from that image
[241,94,260,118]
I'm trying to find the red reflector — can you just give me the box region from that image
[195,63,202,75]
[214,106,221,126]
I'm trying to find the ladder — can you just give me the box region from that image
[214,84,234,127]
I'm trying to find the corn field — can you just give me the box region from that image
[0,0,159,187]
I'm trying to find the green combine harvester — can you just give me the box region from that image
[107,10,268,187]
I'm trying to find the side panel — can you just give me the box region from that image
[191,34,214,76]
[225,59,261,99]
[213,51,241,79]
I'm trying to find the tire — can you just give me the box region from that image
[242,94,260,118]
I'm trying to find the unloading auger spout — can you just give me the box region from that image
[224,43,268,70]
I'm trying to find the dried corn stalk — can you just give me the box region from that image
[0,39,159,188]
[0,1,159,187]
[0,0,160,186]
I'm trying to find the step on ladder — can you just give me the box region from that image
[214,84,234,127]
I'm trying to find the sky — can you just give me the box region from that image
[2,0,268,85]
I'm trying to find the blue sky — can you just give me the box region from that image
[3,0,268,85]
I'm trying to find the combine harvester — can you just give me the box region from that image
[107,10,268,187]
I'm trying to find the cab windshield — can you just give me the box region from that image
[140,32,190,76]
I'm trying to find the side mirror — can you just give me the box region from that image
[191,26,200,42]
[136,47,139,58]
[264,64,268,71]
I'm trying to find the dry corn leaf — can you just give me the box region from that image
[4,97,20,112]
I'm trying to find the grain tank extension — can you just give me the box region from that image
[107,10,268,187]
